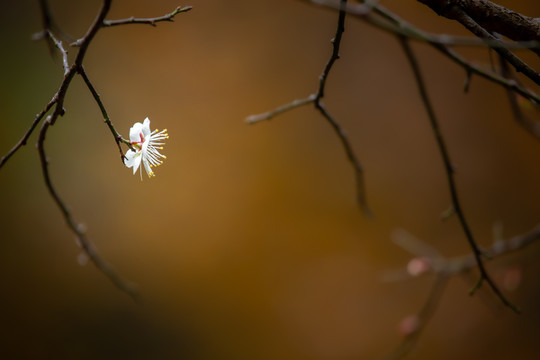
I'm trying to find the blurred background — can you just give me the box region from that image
[1,0,540,359]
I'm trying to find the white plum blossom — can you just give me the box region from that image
[124,117,168,179]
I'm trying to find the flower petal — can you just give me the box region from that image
[129,122,144,143]
[142,117,152,138]
[124,149,142,174]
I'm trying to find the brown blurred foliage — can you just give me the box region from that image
[0,0,540,359]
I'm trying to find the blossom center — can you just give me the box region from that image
[131,132,145,150]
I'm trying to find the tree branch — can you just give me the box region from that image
[245,95,316,124]
[498,55,540,139]
[78,67,133,163]
[386,275,448,360]
[246,0,372,215]
[1,0,195,299]
[417,0,540,56]
[102,5,192,27]
[386,223,540,358]
[313,0,371,216]
[310,0,540,104]
[399,36,518,313]
[445,5,540,85]
[37,116,139,301]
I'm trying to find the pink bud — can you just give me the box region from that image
[407,257,431,277]
[398,315,420,336]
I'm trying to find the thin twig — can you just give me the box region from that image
[246,0,371,215]
[314,0,371,216]
[2,0,193,299]
[37,0,55,54]
[417,0,540,56]
[46,30,69,75]
[499,55,540,139]
[245,95,316,124]
[315,0,347,100]
[37,116,140,301]
[315,102,372,216]
[0,101,54,168]
[399,37,519,313]
[386,275,448,360]
[78,67,133,162]
[447,6,540,86]
[102,5,192,27]
[386,223,540,359]
[70,0,112,64]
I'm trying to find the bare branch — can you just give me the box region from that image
[417,0,540,56]
[386,275,448,360]
[247,0,371,215]
[46,30,69,75]
[245,95,316,124]
[387,223,540,358]
[446,6,540,85]
[0,102,54,169]
[399,37,518,313]
[499,56,540,139]
[37,116,139,301]
[312,0,371,216]
[310,0,540,105]
[102,5,193,27]
[78,67,133,163]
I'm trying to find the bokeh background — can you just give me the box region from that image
[1,0,540,359]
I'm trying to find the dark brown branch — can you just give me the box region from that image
[446,6,540,85]
[102,5,192,27]
[315,101,372,216]
[318,0,371,215]
[2,0,140,299]
[246,0,371,215]
[417,0,540,56]
[313,0,371,216]
[0,101,54,168]
[315,0,347,100]
[310,0,540,104]
[399,37,518,313]
[499,56,540,139]
[37,116,139,302]
[78,67,133,162]
[71,0,111,66]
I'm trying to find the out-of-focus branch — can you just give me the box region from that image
[386,275,448,360]
[399,36,518,313]
[102,5,192,27]
[499,55,540,139]
[392,224,540,280]
[386,224,540,359]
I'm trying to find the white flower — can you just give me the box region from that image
[124,117,168,179]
